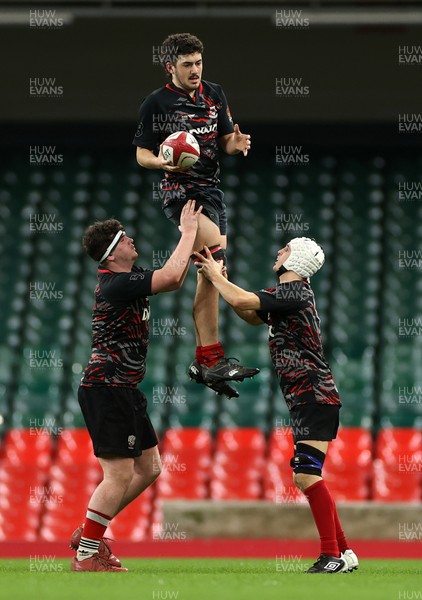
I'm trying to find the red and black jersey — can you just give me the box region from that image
[255,281,341,410]
[81,265,153,388]
[132,80,234,192]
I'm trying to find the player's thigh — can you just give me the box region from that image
[98,456,135,484]
[133,445,161,477]
[294,440,329,454]
[193,213,223,251]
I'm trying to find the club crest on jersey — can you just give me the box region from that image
[142,307,151,321]
[128,435,136,448]
[207,106,217,119]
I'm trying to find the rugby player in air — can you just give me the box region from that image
[133,32,259,399]
[195,237,359,574]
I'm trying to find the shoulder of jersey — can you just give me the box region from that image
[201,80,224,94]
[201,79,220,88]
[144,86,168,100]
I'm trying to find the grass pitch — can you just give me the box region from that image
[0,558,419,600]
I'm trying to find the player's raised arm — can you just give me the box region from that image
[151,200,202,293]
[221,267,265,326]
[195,246,263,325]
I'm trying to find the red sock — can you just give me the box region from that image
[333,505,349,553]
[195,346,203,362]
[304,480,339,557]
[82,508,112,541]
[200,342,224,367]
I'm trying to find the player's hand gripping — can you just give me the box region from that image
[194,245,224,281]
[178,200,203,236]
[158,144,188,173]
[233,124,251,157]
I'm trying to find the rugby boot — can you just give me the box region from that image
[70,525,121,568]
[202,357,259,384]
[71,553,128,572]
[188,359,239,399]
[306,554,346,574]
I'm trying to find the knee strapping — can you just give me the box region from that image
[290,442,326,476]
[192,244,226,266]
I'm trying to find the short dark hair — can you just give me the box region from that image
[82,218,123,262]
[159,32,204,77]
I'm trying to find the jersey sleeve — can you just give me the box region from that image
[217,86,235,137]
[254,284,309,315]
[132,94,161,152]
[100,269,154,305]
[255,307,270,324]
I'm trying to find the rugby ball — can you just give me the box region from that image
[161,131,200,169]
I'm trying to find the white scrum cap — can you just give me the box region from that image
[283,237,325,278]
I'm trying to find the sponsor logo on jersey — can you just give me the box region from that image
[189,123,218,135]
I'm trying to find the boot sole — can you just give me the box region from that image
[189,373,239,399]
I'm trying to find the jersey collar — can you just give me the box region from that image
[98,265,140,275]
[166,80,203,103]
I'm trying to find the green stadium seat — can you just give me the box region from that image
[0,149,420,437]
